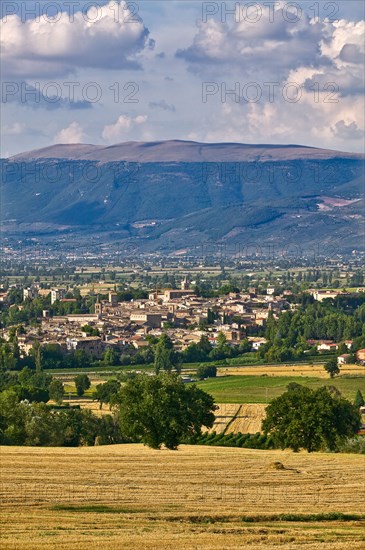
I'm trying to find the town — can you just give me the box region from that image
[1,261,365,372]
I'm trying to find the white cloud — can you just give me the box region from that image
[102,114,147,142]
[0,1,153,77]
[55,122,86,143]
[3,122,26,135]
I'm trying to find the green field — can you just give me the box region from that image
[196,375,365,403]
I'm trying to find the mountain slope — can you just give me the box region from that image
[1,141,364,255]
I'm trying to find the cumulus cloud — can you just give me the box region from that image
[55,122,86,143]
[0,1,153,77]
[331,120,364,140]
[176,5,331,79]
[176,6,364,100]
[102,114,147,142]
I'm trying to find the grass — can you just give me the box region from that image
[195,375,365,403]
[0,444,364,549]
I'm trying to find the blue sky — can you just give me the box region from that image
[1,1,364,155]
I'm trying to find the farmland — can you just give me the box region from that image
[1,444,364,549]
[196,375,365,404]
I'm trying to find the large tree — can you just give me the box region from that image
[117,373,217,449]
[324,357,340,378]
[262,385,360,452]
[154,334,179,373]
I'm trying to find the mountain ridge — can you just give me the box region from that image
[8,140,364,164]
[2,140,364,254]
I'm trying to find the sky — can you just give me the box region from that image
[1,0,364,156]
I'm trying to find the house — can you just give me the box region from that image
[356,349,365,364]
[66,336,105,359]
[248,337,267,350]
[317,341,339,352]
[337,354,351,365]
[344,340,353,350]
[311,290,341,302]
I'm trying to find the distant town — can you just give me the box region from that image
[1,257,364,372]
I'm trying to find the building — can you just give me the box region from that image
[94,302,103,318]
[356,349,365,364]
[181,276,190,290]
[337,354,351,365]
[51,288,66,304]
[317,342,339,352]
[66,337,105,359]
[311,290,341,302]
[109,292,118,306]
[23,286,38,300]
[163,289,194,302]
[248,337,267,350]
[130,311,162,328]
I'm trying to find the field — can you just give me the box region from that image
[196,375,365,403]
[0,445,364,549]
[208,403,267,434]
[218,364,365,378]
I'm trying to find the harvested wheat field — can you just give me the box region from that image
[1,445,364,549]
[218,364,365,378]
[207,404,266,434]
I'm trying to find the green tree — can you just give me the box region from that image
[74,374,91,397]
[216,332,227,349]
[324,357,340,378]
[196,365,217,379]
[354,389,365,408]
[93,379,121,410]
[154,334,179,373]
[262,385,360,452]
[103,347,120,366]
[48,379,64,405]
[118,373,217,449]
[197,334,213,355]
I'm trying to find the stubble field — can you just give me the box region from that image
[0,444,364,549]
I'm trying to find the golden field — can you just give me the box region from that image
[207,403,266,434]
[0,444,364,549]
[217,364,365,378]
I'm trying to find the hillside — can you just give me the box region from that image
[1,140,364,254]
[1,444,364,549]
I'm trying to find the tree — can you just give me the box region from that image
[93,379,121,410]
[354,389,365,408]
[154,334,179,373]
[74,374,91,397]
[196,365,217,379]
[324,357,340,378]
[197,334,213,355]
[117,373,217,449]
[103,347,120,366]
[262,385,360,452]
[32,341,43,372]
[216,332,227,349]
[49,379,64,405]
